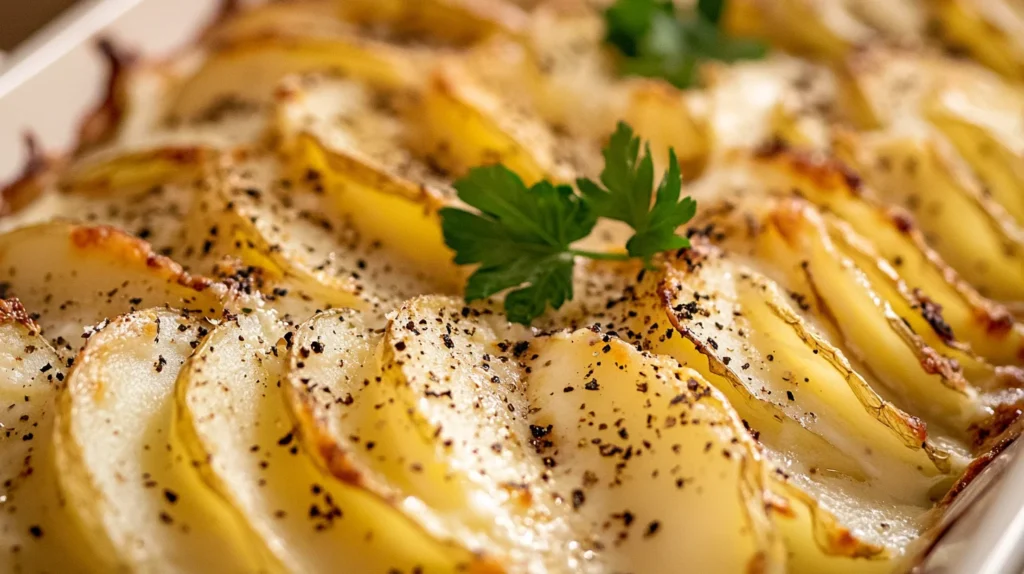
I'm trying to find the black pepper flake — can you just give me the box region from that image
[310,341,325,354]
[530,425,552,438]
[442,334,454,349]
[28,526,42,538]
[584,379,600,391]
[512,341,530,357]
[571,489,586,510]
[394,341,407,352]
[786,390,794,401]
[645,521,660,537]
[39,363,52,373]
[164,489,178,504]
[278,432,294,446]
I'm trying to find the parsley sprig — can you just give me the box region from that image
[605,0,767,89]
[440,123,697,326]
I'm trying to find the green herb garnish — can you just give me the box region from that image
[440,122,697,326]
[604,0,767,89]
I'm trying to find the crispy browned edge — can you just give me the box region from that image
[0,0,243,216]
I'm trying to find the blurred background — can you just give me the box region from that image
[0,0,81,54]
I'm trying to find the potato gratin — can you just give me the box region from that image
[3,0,1024,572]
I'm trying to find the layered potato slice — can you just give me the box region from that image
[929,0,1024,80]
[0,222,228,359]
[54,308,269,572]
[925,79,1024,228]
[702,55,837,154]
[692,195,1013,442]
[273,74,456,284]
[725,0,926,61]
[836,125,1024,305]
[745,146,1024,367]
[284,298,783,573]
[334,0,529,45]
[179,151,457,324]
[0,299,98,572]
[0,149,213,262]
[176,309,462,573]
[608,250,951,566]
[471,4,708,172]
[166,29,430,124]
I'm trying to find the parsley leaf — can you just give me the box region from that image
[440,123,697,326]
[577,122,695,264]
[604,0,766,89]
[439,167,596,325]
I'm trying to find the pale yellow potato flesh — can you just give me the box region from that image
[0,222,227,359]
[838,126,1024,304]
[930,0,1024,80]
[284,298,783,572]
[176,309,460,573]
[0,301,99,573]
[54,308,269,572]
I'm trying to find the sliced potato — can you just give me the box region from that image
[657,249,959,480]
[696,196,988,435]
[335,0,527,45]
[177,309,457,573]
[0,299,98,573]
[607,256,945,564]
[524,328,784,573]
[409,63,576,184]
[746,145,1024,364]
[725,0,892,61]
[929,0,1024,80]
[54,308,269,571]
[285,298,783,572]
[203,0,351,48]
[836,126,1024,306]
[180,152,455,323]
[273,73,459,283]
[704,56,835,154]
[925,81,1024,227]
[0,222,228,358]
[166,35,427,122]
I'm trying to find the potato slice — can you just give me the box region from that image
[203,0,351,48]
[167,35,427,122]
[0,299,98,572]
[177,309,456,573]
[285,298,783,572]
[273,73,458,283]
[180,153,455,324]
[0,222,228,358]
[335,0,527,45]
[524,328,784,573]
[660,250,958,479]
[836,126,1024,306]
[703,56,835,154]
[54,308,269,571]
[925,81,1024,227]
[409,63,576,184]
[696,197,991,433]
[746,146,1024,364]
[836,47,985,129]
[607,256,946,564]
[725,0,894,61]
[930,0,1024,80]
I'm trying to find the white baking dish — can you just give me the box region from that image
[1,1,1023,572]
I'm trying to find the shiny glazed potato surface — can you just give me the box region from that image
[3,0,1024,572]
